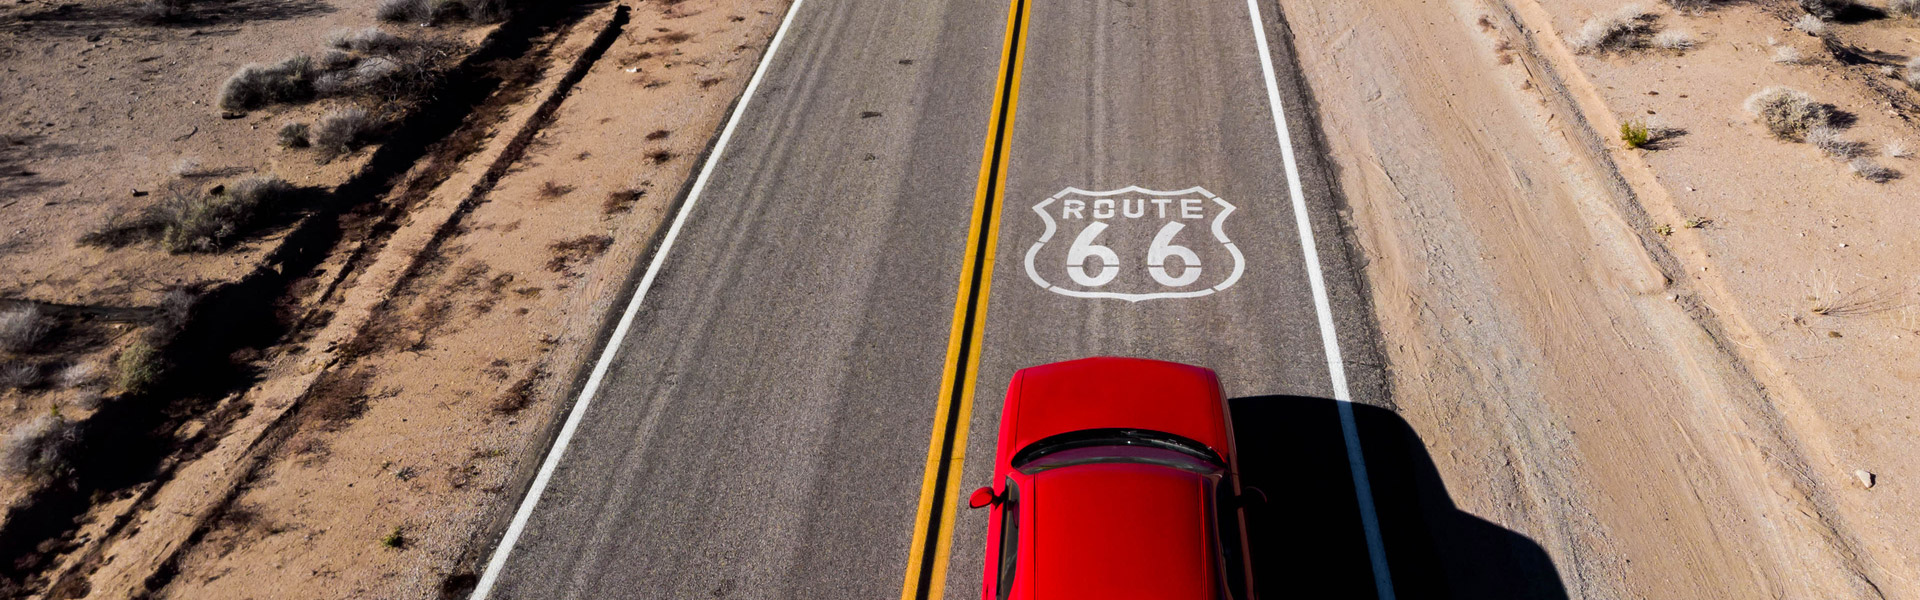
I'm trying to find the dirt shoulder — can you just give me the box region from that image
[3,0,789,597]
[1278,0,1917,596]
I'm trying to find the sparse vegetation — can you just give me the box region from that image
[1906,56,1920,90]
[1685,217,1711,229]
[155,177,295,252]
[380,526,406,549]
[57,361,97,389]
[1744,86,1832,141]
[1892,0,1920,17]
[537,181,573,198]
[1653,30,1697,50]
[1663,0,1719,12]
[1887,140,1913,159]
[1771,46,1808,65]
[0,414,77,480]
[1621,120,1652,148]
[114,340,161,394]
[1849,158,1898,182]
[278,122,312,148]
[1796,0,1854,20]
[546,235,614,275]
[1568,5,1659,54]
[0,362,41,391]
[1793,14,1826,36]
[218,55,316,113]
[1807,125,1865,159]
[647,150,674,164]
[376,0,429,23]
[0,306,54,353]
[603,189,644,215]
[135,0,188,23]
[1654,223,1674,236]
[314,108,378,158]
[329,27,410,55]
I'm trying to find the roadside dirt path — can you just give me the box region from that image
[1277,0,1916,596]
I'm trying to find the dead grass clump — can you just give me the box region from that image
[1793,14,1827,35]
[1849,158,1898,182]
[1771,46,1809,64]
[0,362,41,391]
[135,0,188,23]
[1568,5,1658,54]
[430,0,508,23]
[1,414,77,480]
[0,306,54,353]
[1663,0,1719,12]
[329,27,410,55]
[377,0,429,22]
[603,189,644,215]
[57,362,97,389]
[1653,30,1697,50]
[1893,0,1920,17]
[645,129,670,140]
[314,108,377,158]
[1797,0,1853,19]
[1743,86,1833,141]
[489,370,545,414]
[318,49,356,71]
[647,150,674,164]
[278,122,311,148]
[218,55,316,113]
[316,56,407,97]
[1887,140,1913,159]
[1906,57,1920,89]
[546,235,614,274]
[537,181,573,198]
[154,176,294,252]
[1807,125,1866,159]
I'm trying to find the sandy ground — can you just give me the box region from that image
[1277,0,1917,596]
[127,2,788,598]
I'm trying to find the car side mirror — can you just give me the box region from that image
[968,486,1000,509]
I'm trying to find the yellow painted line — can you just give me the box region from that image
[899,0,1031,598]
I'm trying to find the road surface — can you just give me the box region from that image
[464,0,1543,598]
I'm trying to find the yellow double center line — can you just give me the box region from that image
[898,0,1032,598]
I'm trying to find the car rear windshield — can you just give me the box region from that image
[1011,428,1225,474]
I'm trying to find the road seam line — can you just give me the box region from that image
[465,0,811,596]
[898,0,1031,598]
[1243,0,1397,597]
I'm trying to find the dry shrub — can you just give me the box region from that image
[278,122,311,148]
[538,181,573,198]
[1807,125,1865,159]
[114,340,161,394]
[1893,0,1920,17]
[0,362,41,390]
[1568,5,1658,54]
[1663,0,1718,12]
[1849,159,1898,182]
[57,362,97,389]
[376,0,429,22]
[0,306,54,353]
[0,414,77,480]
[546,235,614,274]
[1653,30,1697,50]
[135,0,188,23]
[1797,0,1853,19]
[314,108,378,158]
[1793,14,1826,35]
[153,177,294,253]
[1743,86,1833,141]
[218,55,316,112]
[1887,140,1913,159]
[328,27,410,55]
[603,189,644,215]
[1771,46,1809,64]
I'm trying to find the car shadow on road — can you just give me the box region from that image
[1229,396,1568,600]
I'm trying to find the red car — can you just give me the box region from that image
[968,357,1258,600]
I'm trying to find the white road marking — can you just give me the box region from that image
[1024,185,1245,302]
[466,0,810,597]
[1243,0,1398,597]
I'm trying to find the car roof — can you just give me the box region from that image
[1007,357,1231,460]
[1027,461,1217,600]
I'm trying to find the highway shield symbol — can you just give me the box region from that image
[1023,186,1245,302]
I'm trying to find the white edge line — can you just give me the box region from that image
[1242,0,1397,598]
[467,1,809,597]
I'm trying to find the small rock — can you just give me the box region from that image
[131,189,146,197]
[1854,469,1875,489]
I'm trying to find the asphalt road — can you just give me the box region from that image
[471,0,1410,597]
